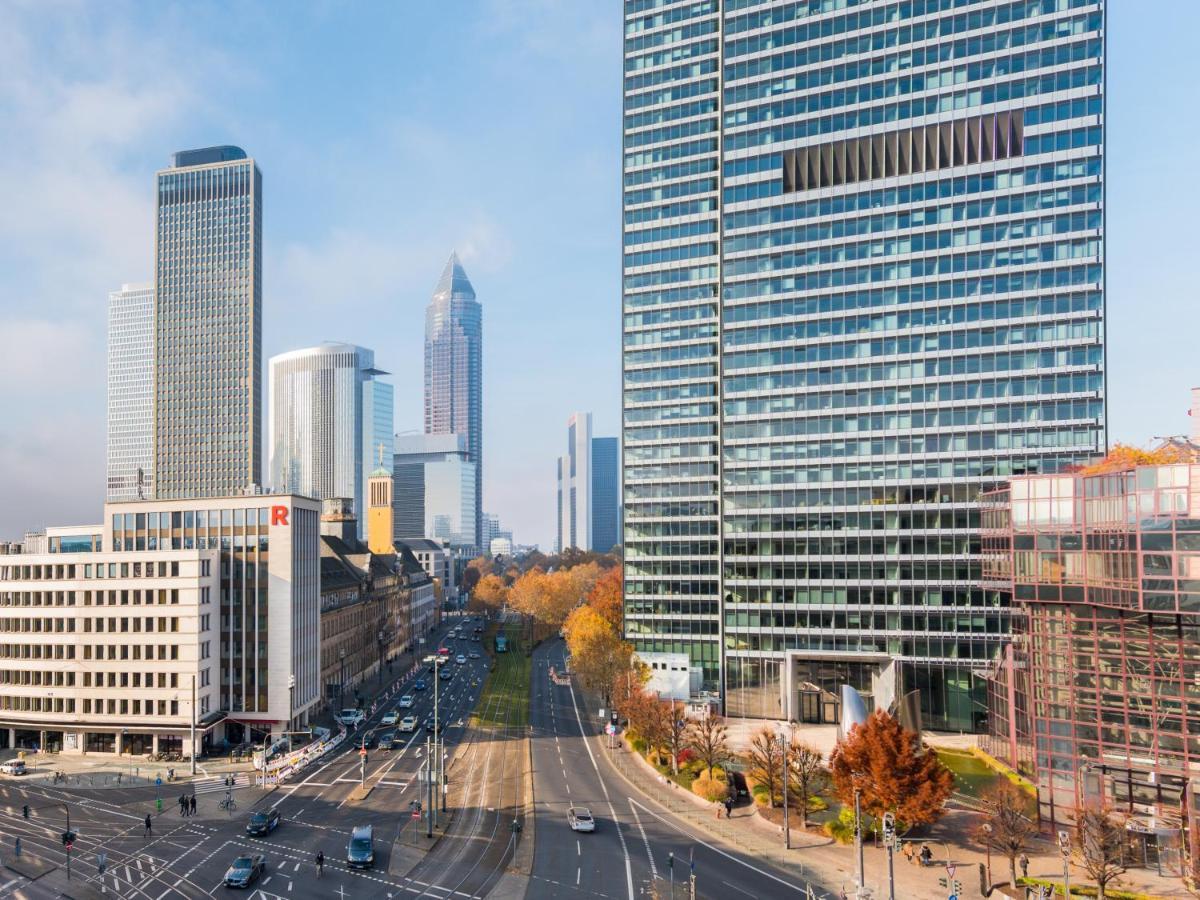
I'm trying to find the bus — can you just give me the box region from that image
[495,634,508,653]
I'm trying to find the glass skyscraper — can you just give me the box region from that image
[106,282,155,501]
[154,146,263,499]
[268,342,394,538]
[392,434,478,550]
[621,0,1105,729]
[424,252,483,548]
[556,412,622,554]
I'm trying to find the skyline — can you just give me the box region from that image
[2,1,1199,550]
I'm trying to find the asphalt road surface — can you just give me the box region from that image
[0,616,506,900]
[529,639,832,900]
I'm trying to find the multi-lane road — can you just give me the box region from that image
[529,639,831,899]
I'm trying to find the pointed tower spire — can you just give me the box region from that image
[432,251,476,301]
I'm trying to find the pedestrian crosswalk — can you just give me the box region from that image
[189,772,251,794]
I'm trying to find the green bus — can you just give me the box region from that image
[495,634,508,653]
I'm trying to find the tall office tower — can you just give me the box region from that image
[622,1,1106,728]
[424,252,483,547]
[392,434,477,550]
[154,146,263,499]
[107,282,155,501]
[556,413,621,554]
[268,343,394,538]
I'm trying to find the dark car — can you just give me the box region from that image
[346,824,374,869]
[223,854,265,888]
[359,732,377,750]
[439,669,453,681]
[425,717,443,734]
[378,731,397,750]
[245,808,280,836]
[413,678,427,691]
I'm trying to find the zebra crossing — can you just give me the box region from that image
[188,772,251,794]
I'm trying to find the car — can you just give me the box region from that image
[471,635,481,642]
[381,711,399,726]
[568,807,595,833]
[455,654,467,665]
[346,824,375,868]
[398,694,415,708]
[439,668,453,681]
[423,654,438,665]
[378,731,397,751]
[399,715,418,733]
[339,708,365,727]
[359,732,377,750]
[469,651,481,660]
[223,854,266,887]
[0,760,27,776]
[436,656,449,667]
[245,808,280,836]
[425,717,443,734]
[413,679,427,691]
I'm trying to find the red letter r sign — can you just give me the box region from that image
[270,506,289,526]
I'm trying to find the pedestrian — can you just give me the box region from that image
[714,801,722,820]
[13,837,21,858]
[724,796,733,819]
[144,814,152,837]
[315,849,324,877]
[190,794,196,816]
[1019,852,1030,880]
[179,794,187,816]
[902,842,915,865]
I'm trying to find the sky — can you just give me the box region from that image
[0,1,1197,549]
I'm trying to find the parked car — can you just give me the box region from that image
[399,715,418,733]
[381,711,399,726]
[339,709,365,727]
[346,824,375,868]
[568,807,595,832]
[245,808,280,836]
[398,694,415,708]
[0,760,27,776]
[223,854,265,887]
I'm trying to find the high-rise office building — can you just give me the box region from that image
[154,146,263,499]
[392,434,477,550]
[107,282,155,501]
[621,1,1106,729]
[268,343,393,537]
[424,252,482,547]
[556,413,620,553]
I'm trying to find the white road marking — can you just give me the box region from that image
[722,881,755,897]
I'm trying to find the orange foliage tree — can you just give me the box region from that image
[829,710,953,827]
[1078,442,1191,474]
[586,566,623,633]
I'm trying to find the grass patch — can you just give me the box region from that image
[472,623,530,729]
[1018,877,1159,899]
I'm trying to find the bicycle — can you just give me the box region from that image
[219,796,237,812]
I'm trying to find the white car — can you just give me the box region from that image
[455,654,467,665]
[0,760,26,776]
[568,807,595,832]
[399,715,418,733]
[398,695,415,709]
[381,711,399,726]
[339,709,365,727]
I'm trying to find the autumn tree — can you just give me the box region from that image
[470,573,509,613]
[829,710,953,827]
[686,715,729,780]
[787,740,828,828]
[1078,807,1127,900]
[745,726,785,808]
[1078,442,1192,474]
[663,700,688,775]
[563,604,635,700]
[610,661,651,727]
[973,781,1037,887]
[586,566,624,632]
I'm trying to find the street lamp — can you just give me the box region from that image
[339,648,347,707]
[1058,829,1072,897]
[777,724,792,850]
[287,675,296,752]
[981,822,993,887]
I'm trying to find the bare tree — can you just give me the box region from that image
[1078,806,1127,900]
[787,739,827,828]
[664,701,687,776]
[686,715,730,780]
[973,781,1038,886]
[745,726,784,808]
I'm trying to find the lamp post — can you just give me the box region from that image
[287,675,295,752]
[190,674,198,776]
[1058,829,1072,897]
[981,822,993,887]
[778,727,791,850]
[339,648,347,707]
[882,812,896,900]
[854,787,865,897]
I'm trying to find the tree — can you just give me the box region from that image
[828,710,954,827]
[1078,442,1192,474]
[686,715,729,780]
[610,662,651,729]
[787,740,827,828]
[1078,807,1127,900]
[470,573,508,613]
[663,700,687,775]
[745,726,784,808]
[973,781,1037,887]
[586,566,624,632]
[461,566,481,595]
[563,605,635,700]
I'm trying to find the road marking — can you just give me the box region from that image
[628,800,658,879]
[577,840,581,856]
[577,867,581,885]
[722,880,755,897]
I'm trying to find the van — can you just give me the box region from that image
[347,824,374,868]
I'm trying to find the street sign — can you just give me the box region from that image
[411,809,421,819]
[605,723,616,735]
[945,864,956,878]
[360,747,368,757]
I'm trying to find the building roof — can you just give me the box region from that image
[432,251,476,302]
[169,146,247,168]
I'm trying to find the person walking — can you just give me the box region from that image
[179,794,187,817]
[144,814,153,838]
[189,794,197,816]
[315,850,324,878]
[724,796,733,819]
[1019,853,1030,880]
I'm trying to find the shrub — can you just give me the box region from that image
[630,737,647,755]
[676,748,695,767]
[692,771,728,803]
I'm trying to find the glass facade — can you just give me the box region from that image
[268,343,394,538]
[592,436,621,554]
[392,434,477,550]
[154,147,262,499]
[621,0,1106,729]
[424,253,483,548]
[107,282,155,501]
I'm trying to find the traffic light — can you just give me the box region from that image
[21,804,28,819]
[61,830,76,848]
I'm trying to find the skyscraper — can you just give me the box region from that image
[154,146,263,499]
[556,413,621,554]
[424,252,482,547]
[106,282,154,501]
[621,1,1106,729]
[268,343,393,537]
[392,434,477,550]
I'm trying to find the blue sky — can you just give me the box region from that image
[0,1,1196,549]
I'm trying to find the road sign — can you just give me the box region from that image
[411,809,421,819]
[360,747,368,757]
[948,895,958,900]
[605,723,616,735]
[945,864,956,878]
